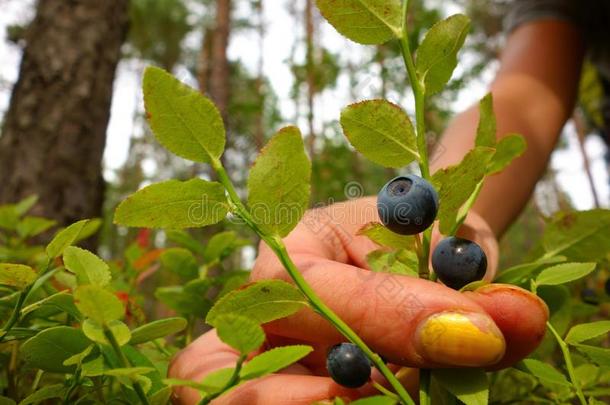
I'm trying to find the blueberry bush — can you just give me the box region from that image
[0,0,609,404]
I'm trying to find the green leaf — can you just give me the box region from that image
[518,358,571,387]
[495,256,566,284]
[416,14,471,95]
[63,344,95,366]
[46,219,100,259]
[200,368,234,394]
[166,230,206,256]
[155,286,211,317]
[0,396,15,405]
[487,134,526,175]
[150,387,172,405]
[160,247,199,280]
[432,368,488,405]
[114,179,229,229]
[63,246,111,287]
[14,195,38,216]
[357,222,415,250]
[247,126,311,237]
[143,66,225,163]
[206,280,307,327]
[21,291,81,319]
[74,285,125,324]
[19,384,65,405]
[16,216,56,239]
[366,249,418,276]
[536,262,596,286]
[130,317,188,345]
[0,205,18,231]
[351,397,397,405]
[315,0,402,45]
[82,319,131,346]
[575,345,610,367]
[203,231,241,263]
[216,314,265,354]
[432,147,494,234]
[475,93,496,147]
[240,345,313,380]
[565,321,610,345]
[105,367,156,378]
[340,100,419,168]
[20,326,91,373]
[0,264,36,289]
[543,209,610,261]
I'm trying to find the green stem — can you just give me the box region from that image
[104,328,150,405]
[198,354,247,405]
[211,161,415,405]
[372,380,400,400]
[419,369,431,405]
[545,322,587,405]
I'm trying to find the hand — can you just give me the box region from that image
[169,198,548,404]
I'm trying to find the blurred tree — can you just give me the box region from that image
[0,0,129,240]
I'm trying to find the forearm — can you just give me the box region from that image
[431,21,585,237]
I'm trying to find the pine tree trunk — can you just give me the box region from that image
[305,0,316,158]
[210,0,231,124]
[0,0,129,231]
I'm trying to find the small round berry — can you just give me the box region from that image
[581,288,599,305]
[432,237,487,290]
[326,343,371,388]
[377,175,439,235]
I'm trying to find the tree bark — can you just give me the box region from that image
[305,0,316,158]
[210,0,231,124]
[0,0,129,230]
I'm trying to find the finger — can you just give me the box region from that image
[465,284,549,369]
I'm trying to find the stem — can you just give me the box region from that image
[104,328,150,405]
[372,381,400,400]
[545,322,587,405]
[211,161,415,405]
[419,369,431,405]
[198,354,247,405]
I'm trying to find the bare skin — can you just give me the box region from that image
[169,20,585,404]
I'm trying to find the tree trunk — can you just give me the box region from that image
[0,0,129,231]
[573,110,601,208]
[210,0,231,125]
[305,0,316,158]
[253,0,265,151]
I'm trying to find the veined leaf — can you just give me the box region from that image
[240,345,313,380]
[536,262,596,286]
[21,326,90,373]
[518,358,571,387]
[206,280,307,327]
[475,93,495,147]
[16,216,56,239]
[63,246,111,287]
[248,126,311,237]
[315,0,402,45]
[216,314,265,354]
[357,222,415,250]
[416,14,471,95]
[46,219,100,258]
[143,66,225,163]
[82,319,131,346]
[487,134,526,174]
[340,100,419,168]
[74,285,125,325]
[114,179,229,229]
[130,317,188,345]
[0,263,36,289]
[432,368,488,405]
[565,321,610,345]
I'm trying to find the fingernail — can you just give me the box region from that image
[416,312,505,367]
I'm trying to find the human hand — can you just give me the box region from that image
[169,197,548,404]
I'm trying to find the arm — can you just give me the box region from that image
[431,20,586,237]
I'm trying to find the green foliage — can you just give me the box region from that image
[247,126,311,237]
[63,246,111,286]
[143,66,225,164]
[20,326,91,373]
[358,222,415,250]
[0,264,36,289]
[315,0,402,45]
[432,369,488,405]
[130,317,187,345]
[415,14,470,95]
[215,315,265,354]
[536,262,597,286]
[341,100,419,168]
[239,345,313,380]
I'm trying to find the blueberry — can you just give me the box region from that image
[377,175,439,235]
[432,237,487,290]
[326,343,371,388]
[581,288,599,305]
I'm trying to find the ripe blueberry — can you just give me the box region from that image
[377,175,439,235]
[432,237,487,290]
[581,288,599,305]
[326,343,371,388]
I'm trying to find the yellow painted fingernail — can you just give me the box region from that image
[416,312,505,367]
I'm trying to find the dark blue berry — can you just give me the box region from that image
[377,175,439,235]
[326,343,371,388]
[581,288,599,305]
[432,237,487,290]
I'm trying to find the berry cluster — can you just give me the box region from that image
[326,175,489,388]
